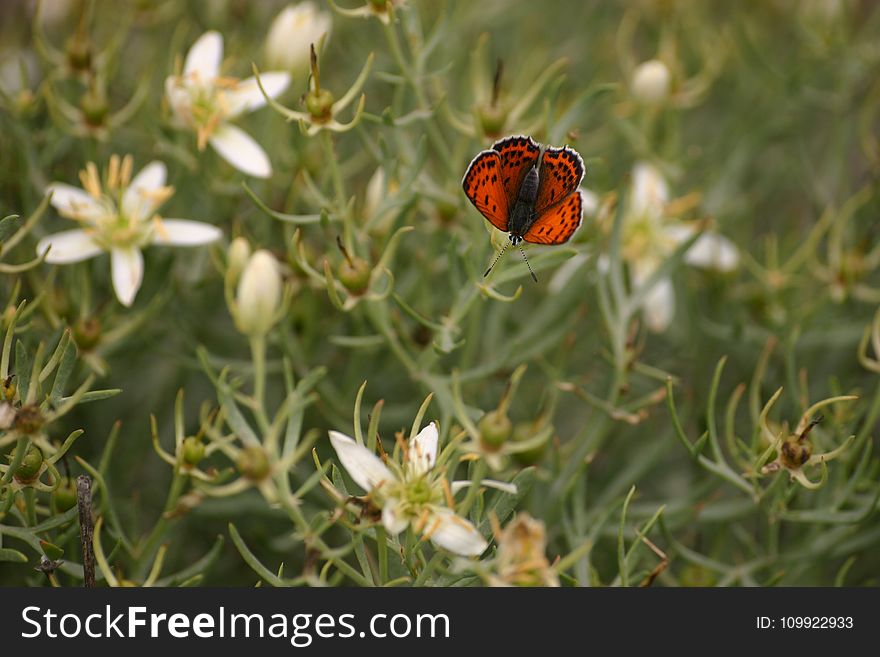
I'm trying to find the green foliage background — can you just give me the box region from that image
[1,0,879,586]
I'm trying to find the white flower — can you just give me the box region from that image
[36,155,222,307]
[234,250,283,337]
[621,162,739,332]
[165,31,290,178]
[329,422,516,557]
[631,59,672,106]
[265,2,331,72]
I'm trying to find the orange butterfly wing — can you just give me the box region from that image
[534,146,585,213]
[462,150,509,231]
[492,135,541,208]
[523,190,584,245]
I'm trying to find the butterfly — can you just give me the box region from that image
[462,135,586,279]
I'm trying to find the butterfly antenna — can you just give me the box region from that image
[518,246,538,283]
[484,241,510,278]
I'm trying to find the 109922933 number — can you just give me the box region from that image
[757,616,854,629]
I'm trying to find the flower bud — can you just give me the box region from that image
[182,436,206,466]
[237,445,271,481]
[265,3,331,73]
[478,409,512,451]
[52,478,78,512]
[73,317,102,350]
[14,443,43,483]
[306,88,335,121]
[80,88,108,127]
[478,104,507,138]
[338,256,371,295]
[227,237,252,283]
[631,59,671,106]
[65,35,92,72]
[14,405,44,434]
[235,250,283,337]
[781,436,813,469]
[510,421,549,466]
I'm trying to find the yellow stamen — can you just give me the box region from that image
[80,162,102,199]
[214,76,240,89]
[420,515,442,541]
[145,185,175,208]
[120,155,133,188]
[107,154,120,190]
[153,216,169,242]
[441,478,455,510]
[395,431,409,463]
[413,508,430,533]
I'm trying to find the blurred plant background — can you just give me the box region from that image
[1,0,879,587]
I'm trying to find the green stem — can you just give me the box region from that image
[134,469,186,579]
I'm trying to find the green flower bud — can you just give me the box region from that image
[338,256,371,295]
[52,478,78,512]
[65,35,92,72]
[237,446,271,481]
[80,89,108,127]
[182,436,206,466]
[478,104,507,138]
[511,421,549,466]
[478,409,512,451]
[306,88,335,121]
[73,317,102,350]
[13,444,43,483]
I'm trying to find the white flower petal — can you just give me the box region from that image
[641,276,675,333]
[122,161,168,221]
[224,72,290,118]
[328,431,395,493]
[151,219,223,246]
[684,233,740,272]
[406,422,438,476]
[661,223,697,248]
[36,229,103,264]
[184,31,223,81]
[46,183,104,222]
[629,161,668,225]
[425,507,488,557]
[208,123,273,178]
[265,3,332,72]
[381,499,408,535]
[110,248,144,307]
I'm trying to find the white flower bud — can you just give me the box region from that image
[265,2,332,72]
[235,250,282,337]
[227,236,252,282]
[631,59,671,106]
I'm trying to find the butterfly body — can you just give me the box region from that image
[507,165,540,245]
[462,135,586,248]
